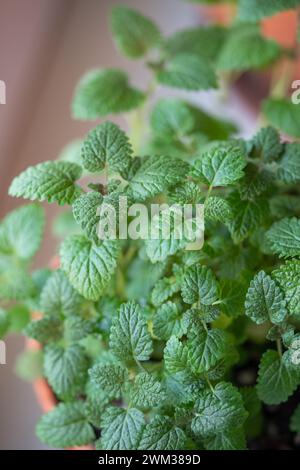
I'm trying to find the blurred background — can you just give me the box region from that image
[0,0,258,449]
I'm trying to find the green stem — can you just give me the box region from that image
[205,376,215,393]
[128,78,157,154]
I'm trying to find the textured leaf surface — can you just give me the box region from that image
[36,402,95,448]
[111,6,160,58]
[191,382,248,437]
[129,155,189,201]
[257,350,300,405]
[25,316,62,344]
[130,373,166,408]
[267,218,300,258]
[203,428,247,450]
[60,235,119,300]
[99,406,144,450]
[273,260,300,315]
[110,301,153,362]
[139,416,186,450]
[72,192,103,244]
[81,121,132,173]
[227,192,266,243]
[204,196,233,223]
[187,327,230,373]
[245,270,287,325]
[9,161,82,205]
[44,344,88,399]
[192,145,246,187]
[88,363,128,398]
[278,143,300,183]
[72,69,144,120]
[181,264,218,305]
[153,301,184,340]
[40,269,82,316]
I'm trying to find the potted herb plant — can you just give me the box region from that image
[2,1,300,450]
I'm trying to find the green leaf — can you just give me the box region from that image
[15,350,43,382]
[245,270,287,325]
[192,145,246,187]
[44,344,88,399]
[273,260,300,315]
[145,206,201,262]
[238,0,300,21]
[217,26,280,71]
[24,316,62,344]
[290,403,300,434]
[130,372,166,408]
[227,192,267,243]
[60,235,119,300]
[169,181,202,205]
[40,269,83,316]
[238,165,273,202]
[81,121,132,173]
[278,143,300,183]
[151,276,180,307]
[204,196,233,223]
[220,279,247,318]
[0,204,44,260]
[72,69,144,120]
[156,54,217,91]
[36,402,95,448]
[164,336,190,376]
[263,98,300,138]
[240,387,262,439]
[187,327,230,374]
[203,428,247,450]
[139,416,186,450]
[191,382,248,438]
[8,304,30,332]
[267,217,300,258]
[88,363,128,398]
[111,6,160,58]
[72,192,103,244]
[150,99,195,138]
[165,25,227,62]
[9,161,82,205]
[257,350,300,405]
[64,316,94,343]
[99,406,144,450]
[129,155,189,201]
[110,301,153,363]
[181,264,219,305]
[0,260,35,300]
[153,301,184,340]
[248,126,282,162]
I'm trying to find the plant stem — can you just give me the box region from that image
[128,78,157,154]
[276,338,283,359]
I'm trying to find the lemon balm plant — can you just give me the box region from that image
[2,0,300,450]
